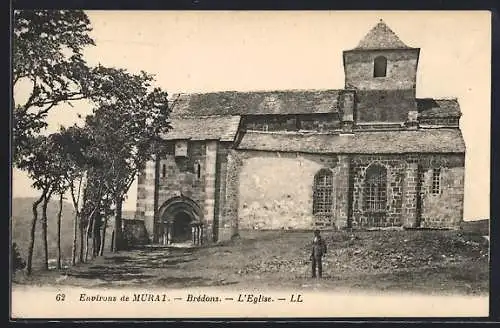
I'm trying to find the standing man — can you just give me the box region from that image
[310,230,327,278]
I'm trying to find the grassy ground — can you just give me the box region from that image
[13,229,489,296]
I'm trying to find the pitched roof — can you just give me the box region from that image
[354,20,411,50]
[166,92,460,119]
[237,129,465,154]
[416,98,462,118]
[161,115,241,141]
[169,90,341,117]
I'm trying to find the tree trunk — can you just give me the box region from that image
[110,230,115,252]
[71,211,79,265]
[56,193,63,270]
[99,215,108,256]
[91,214,98,259]
[41,191,52,271]
[84,214,93,263]
[85,202,101,262]
[26,191,47,275]
[79,218,85,263]
[71,175,83,266]
[113,196,123,252]
[93,213,103,258]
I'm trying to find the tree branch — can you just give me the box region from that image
[32,101,58,120]
[21,77,38,110]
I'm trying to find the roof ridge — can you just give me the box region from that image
[355,19,411,50]
[169,88,343,97]
[170,114,241,119]
[245,129,460,136]
[416,97,458,100]
[246,130,338,136]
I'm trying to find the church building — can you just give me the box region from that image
[134,20,466,245]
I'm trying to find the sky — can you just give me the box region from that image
[12,11,491,221]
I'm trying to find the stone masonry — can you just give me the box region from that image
[132,20,466,246]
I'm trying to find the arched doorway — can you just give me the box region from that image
[158,196,203,245]
[171,211,192,243]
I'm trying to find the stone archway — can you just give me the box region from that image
[158,196,204,245]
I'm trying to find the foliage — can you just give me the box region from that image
[13,10,95,163]
[83,67,172,199]
[13,10,172,199]
[13,10,173,259]
[17,135,62,192]
[82,68,171,251]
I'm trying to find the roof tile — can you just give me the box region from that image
[169,90,341,117]
[416,98,461,118]
[166,93,461,119]
[161,115,241,141]
[237,129,465,154]
[355,20,411,50]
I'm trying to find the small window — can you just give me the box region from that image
[431,168,441,195]
[262,124,269,132]
[373,56,387,78]
[196,162,201,179]
[161,164,167,178]
[313,169,334,216]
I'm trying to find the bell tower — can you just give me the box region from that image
[342,20,420,123]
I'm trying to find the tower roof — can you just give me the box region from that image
[355,20,411,50]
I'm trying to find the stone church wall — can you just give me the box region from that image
[244,114,341,133]
[355,89,416,122]
[223,150,349,232]
[418,154,465,228]
[349,153,464,229]
[135,159,156,241]
[344,48,419,123]
[156,141,206,217]
[214,142,232,242]
[344,49,419,91]
[135,141,207,242]
[138,146,464,243]
[350,155,407,228]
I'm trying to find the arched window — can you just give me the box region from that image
[431,168,441,195]
[364,164,387,212]
[313,169,334,216]
[373,56,387,78]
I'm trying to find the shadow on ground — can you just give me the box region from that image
[62,247,239,288]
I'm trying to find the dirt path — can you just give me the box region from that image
[14,246,488,296]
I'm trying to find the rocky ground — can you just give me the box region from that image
[13,229,489,295]
[234,230,488,275]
